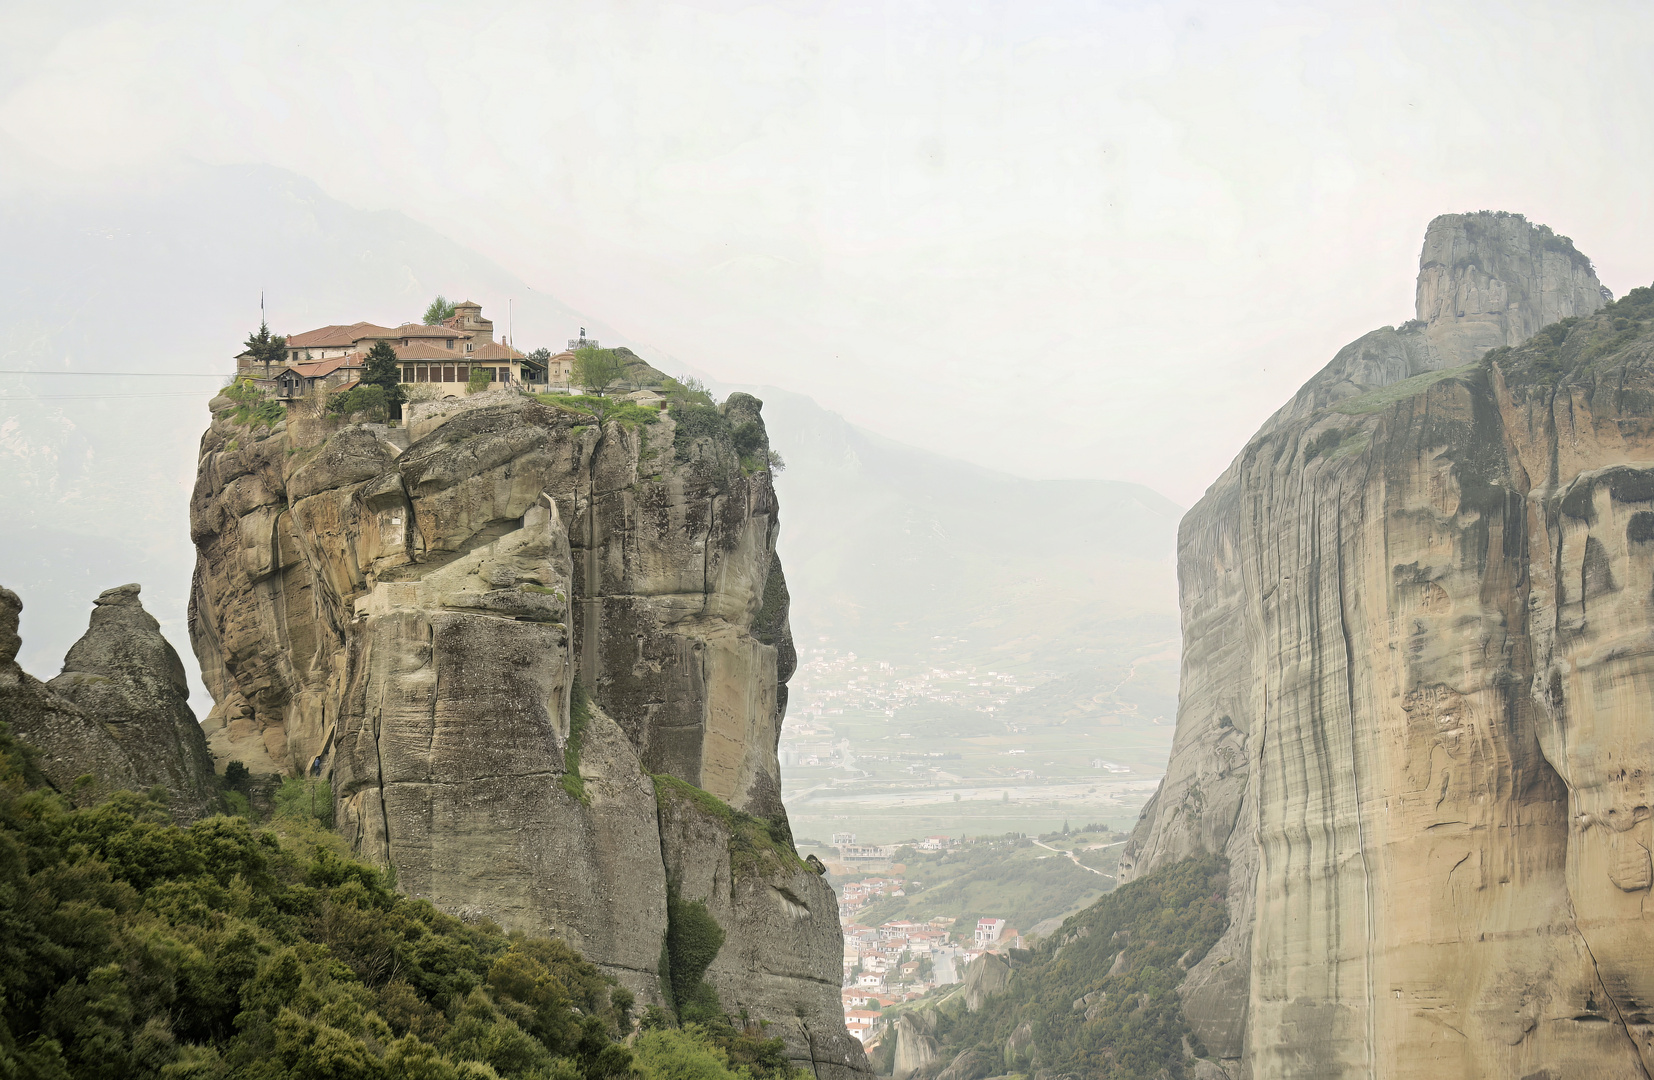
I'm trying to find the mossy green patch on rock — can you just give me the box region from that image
[670,403,731,461]
[1327,430,1371,461]
[652,774,805,878]
[1304,426,1373,464]
[752,560,790,648]
[663,882,727,1021]
[1302,427,1346,462]
[562,676,592,803]
[1333,363,1477,416]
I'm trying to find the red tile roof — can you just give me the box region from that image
[285,321,397,348]
[392,323,465,340]
[469,341,524,361]
[283,324,352,348]
[292,355,359,378]
[393,342,464,360]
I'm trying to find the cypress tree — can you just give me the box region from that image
[243,321,287,378]
[361,340,405,419]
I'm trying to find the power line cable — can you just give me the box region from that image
[0,391,218,400]
[0,370,228,377]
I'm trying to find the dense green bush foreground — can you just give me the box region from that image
[0,725,799,1080]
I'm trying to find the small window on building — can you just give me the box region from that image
[442,365,455,383]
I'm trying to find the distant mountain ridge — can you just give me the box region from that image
[0,162,1184,724]
[748,384,1181,721]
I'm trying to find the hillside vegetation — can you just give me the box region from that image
[1491,283,1654,387]
[845,833,1117,933]
[0,723,800,1080]
[893,855,1227,1080]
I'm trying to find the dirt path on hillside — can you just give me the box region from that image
[1032,837,1124,877]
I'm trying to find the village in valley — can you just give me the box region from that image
[831,842,1025,1046]
[818,825,1129,1047]
[778,642,1169,851]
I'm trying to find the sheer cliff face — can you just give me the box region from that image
[188,390,864,1079]
[1123,213,1654,1079]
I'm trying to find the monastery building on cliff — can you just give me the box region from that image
[238,301,575,397]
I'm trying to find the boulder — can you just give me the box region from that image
[963,952,1010,1013]
[933,1049,994,1080]
[2,584,217,822]
[45,584,218,822]
[0,585,139,800]
[893,1011,940,1079]
[1003,1020,1035,1070]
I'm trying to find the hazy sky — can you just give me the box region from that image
[4,0,1653,504]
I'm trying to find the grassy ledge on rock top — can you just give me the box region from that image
[0,720,791,1080]
[536,394,661,432]
[902,854,1229,1080]
[650,775,805,879]
[1333,363,1478,417]
[220,381,287,429]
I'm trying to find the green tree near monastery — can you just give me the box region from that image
[362,340,406,418]
[423,295,457,325]
[573,347,626,395]
[328,341,403,422]
[242,322,287,379]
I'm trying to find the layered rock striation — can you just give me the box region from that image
[188,387,864,1078]
[0,583,216,821]
[1123,212,1654,1078]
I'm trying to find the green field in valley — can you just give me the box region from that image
[811,828,1129,937]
